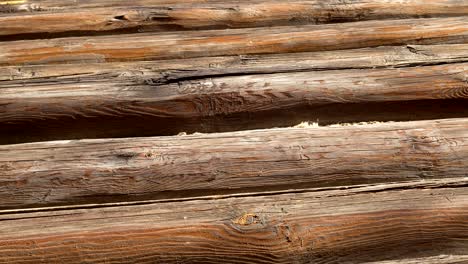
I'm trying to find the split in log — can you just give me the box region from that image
[1,118,467,209]
[0,0,467,40]
[0,181,466,263]
[1,17,467,65]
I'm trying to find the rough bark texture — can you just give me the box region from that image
[1,118,467,209]
[1,17,467,66]
[0,182,466,263]
[1,0,467,40]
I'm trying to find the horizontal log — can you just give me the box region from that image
[0,181,467,263]
[2,0,467,13]
[1,118,467,209]
[1,17,467,66]
[2,44,467,82]
[1,0,467,40]
[1,60,466,124]
[1,44,467,143]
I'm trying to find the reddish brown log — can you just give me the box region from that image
[0,181,466,263]
[1,0,467,40]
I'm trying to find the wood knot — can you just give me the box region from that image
[233,213,260,226]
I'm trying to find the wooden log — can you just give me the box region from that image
[2,0,467,13]
[2,44,467,82]
[1,59,466,125]
[1,44,467,143]
[1,118,467,209]
[1,0,467,40]
[1,17,467,66]
[0,181,466,263]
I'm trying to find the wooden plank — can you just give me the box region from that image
[1,118,467,209]
[0,181,466,263]
[1,17,467,65]
[1,0,467,39]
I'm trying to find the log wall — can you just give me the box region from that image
[0,0,467,263]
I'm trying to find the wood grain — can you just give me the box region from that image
[1,60,466,125]
[2,44,467,143]
[0,181,466,263]
[2,44,467,82]
[1,0,467,40]
[1,17,467,66]
[2,0,467,13]
[1,118,467,209]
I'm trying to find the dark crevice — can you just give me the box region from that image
[0,27,146,41]
[113,15,129,21]
[406,45,422,55]
[1,99,468,145]
[147,60,467,86]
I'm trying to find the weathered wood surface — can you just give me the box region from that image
[2,62,466,123]
[1,44,467,143]
[3,62,468,118]
[0,1,467,263]
[1,0,467,40]
[0,181,466,263]
[3,0,467,13]
[1,17,467,66]
[1,118,467,209]
[2,44,467,82]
